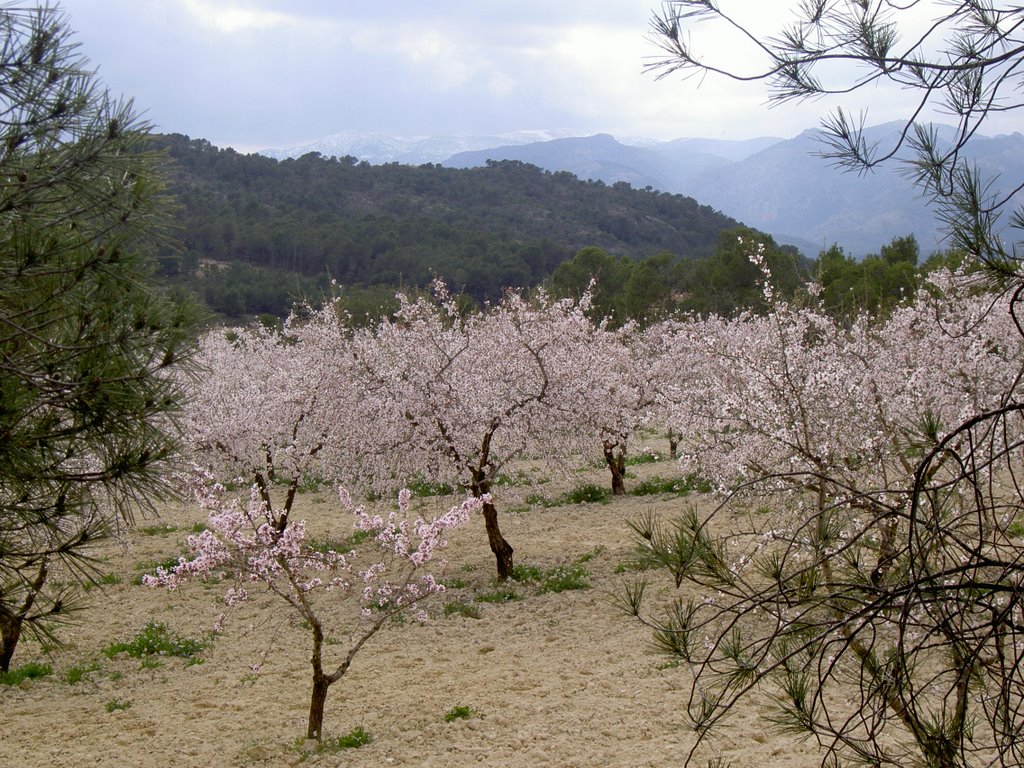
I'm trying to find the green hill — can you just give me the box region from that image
[151,134,744,316]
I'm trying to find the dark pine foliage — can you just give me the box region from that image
[151,134,744,314]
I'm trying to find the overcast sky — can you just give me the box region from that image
[53,1,1015,153]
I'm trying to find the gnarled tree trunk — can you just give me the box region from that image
[471,471,514,580]
[603,440,627,496]
[481,496,514,580]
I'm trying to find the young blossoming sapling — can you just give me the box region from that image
[146,477,480,740]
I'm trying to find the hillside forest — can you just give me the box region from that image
[151,134,947,324]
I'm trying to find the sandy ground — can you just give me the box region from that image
[1,459,829,768]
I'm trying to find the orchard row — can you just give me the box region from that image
[166,240,1023,748]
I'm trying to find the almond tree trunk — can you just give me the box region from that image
[481,496,514,580]
[306,617,332,740]
[307,670,331,741]
[603,440,627,495]
[471,471,514,580]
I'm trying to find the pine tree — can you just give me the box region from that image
[0,4,198,671]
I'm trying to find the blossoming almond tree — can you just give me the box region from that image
[183,303,356,532]
[147,478,479,740]
[625,251,1024,766]
[571,322,659,495]
[348,283,604,579]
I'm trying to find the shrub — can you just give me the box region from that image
[102,621,206,662]
[444,705,478,722]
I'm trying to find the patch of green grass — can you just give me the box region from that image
[628,474,712,497]
[271,473,324,494]
[443,600,481,619]
[83,571,123,592]
[1007,516,1024,538]
[475,587,520,604]
[444,704,478,722]
[511,552,595,594]
[614,558,655,574]
[523,492,558,508]
[624,449,662,466]
[297,474,325,493]
[575,546,604,563]
[304,726,372,755]
[537,562,589,593]
[628,476,683,496]
[444,576,468,589]
[334,726,373,749]
[139,657,164,670]
[64,661,103,684]
[188,521,209,534]
[306,527,372,555]
[0,662,53,686]
[105,698,132,712]
[138,523,179,536]
[511,563,543,582]
[102,621,207,662]
[563,483,610,505]
[493,469,535,487]
[407,478,456,497]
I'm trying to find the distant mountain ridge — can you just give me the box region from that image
[261,126,1024,257]
[260,129,585,165]
[444,124,1024,256]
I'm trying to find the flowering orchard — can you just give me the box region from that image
[346,282,628,578]
[166,260,1023,755]
[182,303,357,534]
[625,259,1024,767]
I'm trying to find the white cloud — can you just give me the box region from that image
[180,0,297,33]
[54,0,1019,147]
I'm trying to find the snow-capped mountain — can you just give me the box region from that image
[259,130,584,165]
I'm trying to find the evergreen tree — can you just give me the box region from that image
[0,4,198,670]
